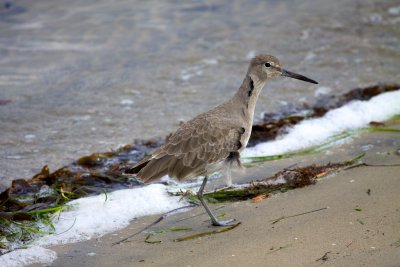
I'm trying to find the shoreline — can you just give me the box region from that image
[29,127,400,267]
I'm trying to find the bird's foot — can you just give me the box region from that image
[211,218,237,226]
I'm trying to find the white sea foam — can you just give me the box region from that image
[1,184,187,266]
[243,90,400,157]
[39,184,186,246]
[0,247,57,267]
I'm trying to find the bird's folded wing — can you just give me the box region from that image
[154,118,243,167]
[128,115,245,181]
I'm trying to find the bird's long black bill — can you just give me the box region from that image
[281,69,318,84]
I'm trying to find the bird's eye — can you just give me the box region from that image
[264,62,271,67]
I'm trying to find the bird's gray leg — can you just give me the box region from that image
[197,176,235,226]
[219,162,240,190]
[225,163,232,187]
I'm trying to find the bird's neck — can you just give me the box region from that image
[232,74,266,123]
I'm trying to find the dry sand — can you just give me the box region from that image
[31,131,400,267]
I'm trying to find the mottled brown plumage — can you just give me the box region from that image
[128,54,318,226]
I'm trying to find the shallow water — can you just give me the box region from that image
[0,0,399,189]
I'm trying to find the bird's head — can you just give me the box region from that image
[248,54,318,84]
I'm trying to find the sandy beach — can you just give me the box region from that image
[32,128,400,267]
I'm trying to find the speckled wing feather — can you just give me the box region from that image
[129,112,244,182]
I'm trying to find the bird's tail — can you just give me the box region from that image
[125,156,170,183]
[126,160,150,175]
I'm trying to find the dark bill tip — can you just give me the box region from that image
[281,69,318,84]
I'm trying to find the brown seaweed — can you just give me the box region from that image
[0,139,166,222]
[172,160,356,203]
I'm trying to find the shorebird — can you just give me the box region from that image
[128,55,318,226]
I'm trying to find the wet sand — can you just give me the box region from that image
[35,130,400,267]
